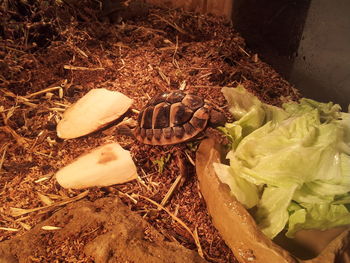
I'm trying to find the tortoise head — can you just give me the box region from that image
[208,108,227,127]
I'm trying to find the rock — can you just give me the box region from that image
[56,142,137,189]
[0,197,208,263]
[57,88,133,139]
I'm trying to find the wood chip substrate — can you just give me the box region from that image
[0,1,299,262]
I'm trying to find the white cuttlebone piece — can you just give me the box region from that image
[56,142,137,189]
[57,88,133,139]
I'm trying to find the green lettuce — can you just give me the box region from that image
[214,86,350,239]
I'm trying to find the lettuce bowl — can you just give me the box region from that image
[196,138,350,263]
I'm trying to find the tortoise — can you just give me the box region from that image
[132,90,226,145]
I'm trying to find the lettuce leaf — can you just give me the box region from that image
[214,86,350,239]
[213,162,259,209]
[256,185,297,238]
[286,203,350,237]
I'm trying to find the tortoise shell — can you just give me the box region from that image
[134,91,212,145]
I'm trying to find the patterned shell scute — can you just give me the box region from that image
[135,91,210,145]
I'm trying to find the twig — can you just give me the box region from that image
[136,176,152,192]
[33,151,56,159]
[63,65,105,71]
[132,25,167,35]
[25,86,63,99]
[1,45,27,53]
[238,45,250,57]
[75,46,88,58]
[159,174,183,208]
[0,144,9,173]
[157,67,170,86]
[179,80,186,90]
[198,72,213,79]
[9,190,89,217]
[159,151,187,207]
[184,151,195,166]
[0,227,19,232]
[131,108,140,114]
[0,89,31,103]
[152,14,189,36]
[0,126,31,147]
[48,107,66,112]
[118,191,138,204]
[172,35,180,69]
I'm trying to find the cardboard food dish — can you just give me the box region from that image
[196,138,350,263]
